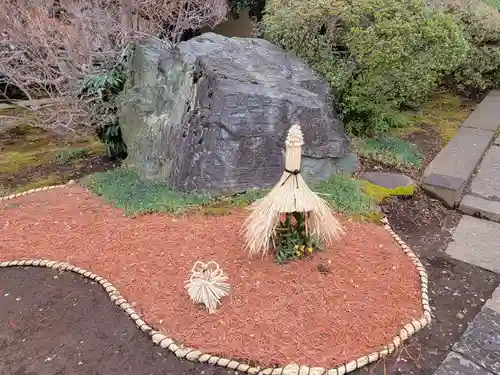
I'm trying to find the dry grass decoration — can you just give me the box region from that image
[243,124,343,259]
[185,261,230,314]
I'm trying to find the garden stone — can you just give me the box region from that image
[120,33,351,194]
[358,172,414,190]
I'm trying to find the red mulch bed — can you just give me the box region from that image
[0,187,422,368]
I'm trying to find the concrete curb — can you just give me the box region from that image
[0,184,432,375]
[422,90,500,208]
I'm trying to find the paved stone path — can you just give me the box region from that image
[427,91,500,375]
[434,287,500,375]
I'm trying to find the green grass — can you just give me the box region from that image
[353,136,422,168]
[313,173,377,215]
[54,148,90,164]
[82,168,212,215]
[83,168,378,218]
[82,168,268,216]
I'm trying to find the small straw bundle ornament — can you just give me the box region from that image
[243,124,343,257]
[185,261,230,314]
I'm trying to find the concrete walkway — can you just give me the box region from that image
[433,287,500,375]
[424,92,500,375]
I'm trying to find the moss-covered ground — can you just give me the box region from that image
[0,121,112,195]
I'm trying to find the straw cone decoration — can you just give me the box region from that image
[243,124,343,257]
[185,261,230,314]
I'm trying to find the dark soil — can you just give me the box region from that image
[0,156,117,192]
[0,266,236,375]
[0,156,116,191]
[404,124,444,180]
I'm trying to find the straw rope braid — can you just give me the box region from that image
[0,183,432,375]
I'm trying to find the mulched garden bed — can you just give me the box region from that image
[0,186,422,369]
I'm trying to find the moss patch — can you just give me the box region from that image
[0,148,58,173]
[0,125,105,174]
[361,181,415,204]
[403,92,475,143]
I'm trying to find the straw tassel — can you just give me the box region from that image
[242,124,343,257]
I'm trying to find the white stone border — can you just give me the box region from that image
[0,184,432,375]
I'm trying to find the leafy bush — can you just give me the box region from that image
[447,0,500,95]
[229,0,266,18]
[79,55,128,159]
[263,0,469,135]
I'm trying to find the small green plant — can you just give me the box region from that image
[353,136,422,168]
[54,148,89,164]
[79,49,129,159]
[274,212,323,264]
[229,0,266,18]
[313,173,376,215]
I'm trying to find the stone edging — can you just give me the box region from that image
[0,183,432,375]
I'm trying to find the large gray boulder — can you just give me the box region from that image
[120,33,353,194]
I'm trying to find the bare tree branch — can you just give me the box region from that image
[0,0,228,132]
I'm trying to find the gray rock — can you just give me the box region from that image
[433,352,495,375]
[119,33,350,194]
[453,308,500,375]
[358,172,413,190]
[423,127,495,207]
[302,152,359,181]
[446,215,500,274]
[460,195,500,223]
[470,145,500,201]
